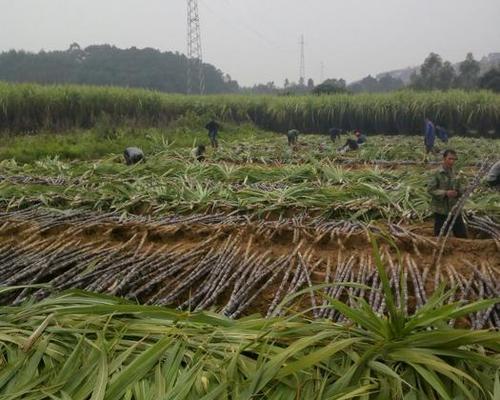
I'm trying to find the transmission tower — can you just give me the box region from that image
[187,0,205,94]
[299,35,305,86]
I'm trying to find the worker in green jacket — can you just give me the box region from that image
[427,149,468,238]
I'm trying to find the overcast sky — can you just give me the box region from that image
[1,0,499,86]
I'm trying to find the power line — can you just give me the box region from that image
[199,0,282,50]
[187,0,204,95]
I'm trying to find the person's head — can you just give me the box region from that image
[354,130,361,137]
[442,149,458,168]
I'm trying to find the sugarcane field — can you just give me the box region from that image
[0,49,500,400]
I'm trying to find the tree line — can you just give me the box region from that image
[0,43,239,94]
[245,52,500,95]
[0,45,498,95]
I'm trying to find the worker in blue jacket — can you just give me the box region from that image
[424,118,436,159]
[436,125,449,143]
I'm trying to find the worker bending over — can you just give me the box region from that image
[436,125,449,143]
[287,129,299,147]
[486,160,500,187]
[124,147,144,165]
[191,144,206,162]
[329,127,342,142]
[338,130,367,153]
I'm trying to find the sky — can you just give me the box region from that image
[0,0,499,86]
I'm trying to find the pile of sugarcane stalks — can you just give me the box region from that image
[0,174,70,186]
[4,207,497,250]
[0,210,498,327]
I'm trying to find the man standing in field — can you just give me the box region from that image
[205,120,220,149]
[427,149,468,238]
[424,118,436,159]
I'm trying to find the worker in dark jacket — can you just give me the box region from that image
[427,149,467,238]
[486,160,500,187]
[338,130,366,153]
[329,127,342,142]
[191,144,206,162]
[424,118,436,157]
[287,129,299,147]
[205,120,220,149]
[124,147,144,165]
[354,130,367,145]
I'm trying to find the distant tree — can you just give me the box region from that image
[479,68,500,92]
[456,52,481,90]
[378,74,405,92]
[247,81,279,94]
[411,52,456,90]
[313,78,347,94]
[349,75,378,93]
[283,78,290,89]
[411,52,443,90]
[307,78,315,90]
[438,61,457,90]
[348,74,404,93]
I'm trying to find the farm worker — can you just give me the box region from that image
[287,129,299,147]
[338,130,365,154]
[329,127,342,142]
[436,125,449,143]
[424,118,436,156]
[205,120,220,149]
[354,129,367,145]
[486,160,500,187]
[191,144,206,162]
[123,147,144,165]
[427,149,468,238]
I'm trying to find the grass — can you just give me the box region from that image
[0,245,499,399]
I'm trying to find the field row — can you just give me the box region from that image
[1,208,498,327]
[1,136,499,221]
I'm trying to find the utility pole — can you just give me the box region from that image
[187,0,205,94]
[299,34,305,86]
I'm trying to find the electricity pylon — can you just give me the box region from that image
[299,34,305,86]
[187,0,205,94]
